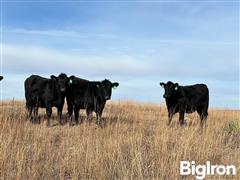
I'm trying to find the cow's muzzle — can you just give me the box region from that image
[60,88,66,92]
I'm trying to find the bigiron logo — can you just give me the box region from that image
[180,161,236,180]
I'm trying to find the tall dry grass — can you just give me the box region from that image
[0,100,239,179]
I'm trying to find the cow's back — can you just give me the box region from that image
[24,75,49,100]
[25,75,48,89]
[183,84,208,98]
[182,84,209,108]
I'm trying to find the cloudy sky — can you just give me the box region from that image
[1,1,239,109]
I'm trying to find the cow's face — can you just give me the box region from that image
[101,79,119,100]
[94,82,109,101]
[0,76,3,81]
[51,73,68,92]
[160,81,179,99]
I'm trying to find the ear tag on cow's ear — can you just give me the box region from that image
[69,79,73,84]
[175,86,178,91]
[112,86,117,90]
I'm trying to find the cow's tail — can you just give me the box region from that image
[93,96,98,112]
[206,85,209,107]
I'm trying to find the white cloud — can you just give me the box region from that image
[6,28,81,37]
[2,43,239,108]
[5,28,119,40]
[3,42,238,81]
[3,43,154,77]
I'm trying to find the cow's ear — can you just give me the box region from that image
[51,75,57,81]
[174,83,179,91]
[112,82,119,88]
[68,75,75,85]
[160,82,165,88]
[69,75,75,79]
[0,76,3,81]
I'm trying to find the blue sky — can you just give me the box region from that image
[1,1,239,109]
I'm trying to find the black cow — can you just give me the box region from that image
[160,81,209,127]
[24,73,69,126]
[66,76,119,125]
[0,76,3,81]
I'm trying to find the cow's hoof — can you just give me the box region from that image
[180,123,185,127]
[35,117,41,124]
[77,120,82,124]
[69,122,76,126]
[46,122,51,127]
[96,122,103,128]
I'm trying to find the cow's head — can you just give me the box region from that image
[51,73,68,92]
[98,79,119,100]
[160,81,179,99]
[0,76,3,81]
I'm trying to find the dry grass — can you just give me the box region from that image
[0,100,239,179]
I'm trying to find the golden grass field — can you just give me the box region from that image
[0,100,239,179]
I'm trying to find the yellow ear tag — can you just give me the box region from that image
[113,86,117,90]
[175,86,178,91]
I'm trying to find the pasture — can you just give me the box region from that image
[0,100,239,179]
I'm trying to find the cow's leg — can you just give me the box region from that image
[96,103,105,127]
[201,111,208,127]
[29,107,33,120]
[57,104,64,125]
[27,105,33,120]
[46,106,52,126]
[74,106,80,124]
[86,108,93,125]
[68,104,74,125]
[26,100,34,121]
[168,111,173,126]
[98,112,104,127]
[57,108,62,125]
[198,106,208,127]
[33,106,40,124]
[179,111,185,126]
[197,107,203,125]
[33,98,40,123]
[67,105,73,123]
[178,100,186,126]
[69,105,74,126]
[67,98,73,117]
[96,112,102,126]
[201,102,209,127]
